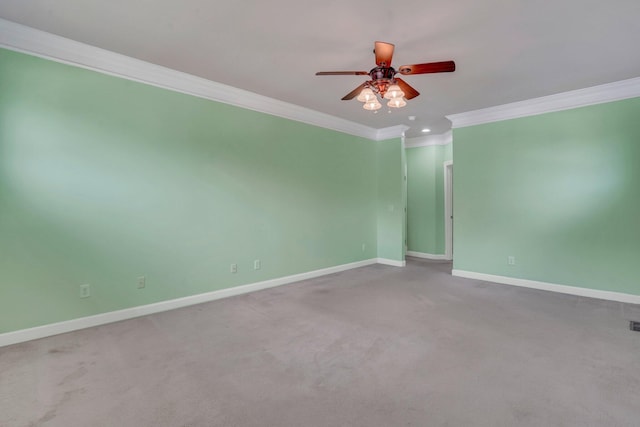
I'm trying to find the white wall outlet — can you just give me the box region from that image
[137,276,146,289]
[254,259,261,270]
[79,284,91,298]
[508,256,516,266]
[230,263,238,273]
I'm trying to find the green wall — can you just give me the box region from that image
[406,143,452,255]
[376,139,405,261]
[0,48,388,333]
[453,97,640,295]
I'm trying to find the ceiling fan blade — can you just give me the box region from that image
[316,71,369,76]
[398,61,456,75]
[341,83,367,100]
[374,41,395,67]
[395,78,420,100]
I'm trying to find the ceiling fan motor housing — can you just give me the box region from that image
[370,66,396,80]
[368,66,397,97]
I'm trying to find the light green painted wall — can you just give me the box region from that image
[406,144,452,254]
[0,49,381,333]
[453,97,640,295]
[376,139,405,261]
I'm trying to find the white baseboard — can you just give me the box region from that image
[406,251,450,261]
[0,258,381,347]
[452,269,640,305]
[377,258,406,267]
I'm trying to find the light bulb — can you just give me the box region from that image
[363,100,382,111]
[356,88,376,102]
[387,97,406,108]
[384,84,405,100]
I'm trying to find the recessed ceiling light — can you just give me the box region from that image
[408,116,416,121]
[422,128,431,133]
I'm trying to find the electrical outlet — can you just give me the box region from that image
[362,243,366,252]
[79,284,91,298]
[254,260,261,270]
[137,276,146,289]
[508,256,516,266]
[230,263,237,274]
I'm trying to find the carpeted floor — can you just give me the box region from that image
[1,258,639,426]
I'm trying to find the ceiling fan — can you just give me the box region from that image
[316,41,455,110]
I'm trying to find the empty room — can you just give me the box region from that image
[1,1,639,426]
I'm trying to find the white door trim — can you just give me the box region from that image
[444,160,453,261]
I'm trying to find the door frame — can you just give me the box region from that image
[444,160,453,261]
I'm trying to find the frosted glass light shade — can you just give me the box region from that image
[387,96,407,108]
[356,88,376,102]
[363,100,382,110]
[384,84,405,99]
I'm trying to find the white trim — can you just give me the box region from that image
[0,18,406,142]
[0,258,380,347]
[405,131,453,148]
[402,134,408,255]
[446,77,640,128]
[452,270,640,305]
[376,125,410,141]
[406,251,448,260]
[443,160,453,261]
[377,258,407,267]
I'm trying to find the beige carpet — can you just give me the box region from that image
[1,259,639,426]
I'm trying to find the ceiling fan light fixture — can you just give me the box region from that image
[383,84,405,100]
[387,96,406,108]
[315,41,455,112]
[363,99,382,111]
[356,88,376,102]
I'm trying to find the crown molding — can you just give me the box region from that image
[376,125,410,141]
[405,130,452,148]
[0,18,386,140]
[447,77,640,129]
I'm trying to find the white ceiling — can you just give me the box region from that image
[1,0,639,137]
